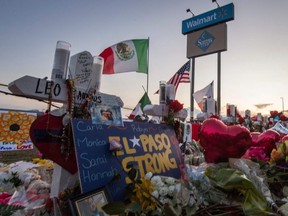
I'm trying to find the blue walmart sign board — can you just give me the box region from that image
[72,119,184,201]
[182,3,234,35]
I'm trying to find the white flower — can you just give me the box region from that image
[165,177,175,185]
[151,190,159,199]
[144,172,153,180]
[151,176,162,187]
[168,185,176,196]
[159,186,169,197]
[159,197,169,204]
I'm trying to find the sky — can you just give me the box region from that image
[0,0,288,118]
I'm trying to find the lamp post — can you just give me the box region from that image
[281,97,284,113]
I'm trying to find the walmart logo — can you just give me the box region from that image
[195,31,215,52]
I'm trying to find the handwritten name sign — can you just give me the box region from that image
[69,51,93,87]
[72,119,183,200]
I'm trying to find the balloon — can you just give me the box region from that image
[251,129,280,156]
[30,114,78,174]
[199,118,251,163]
[281,135,288,142]
[251,132,261,143]
[270,110,279,118]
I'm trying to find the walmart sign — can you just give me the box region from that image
[182,3,234,35]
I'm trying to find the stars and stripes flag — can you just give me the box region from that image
[155,60,190,94]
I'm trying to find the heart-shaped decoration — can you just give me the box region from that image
[251,129,280,156]
[281,134,288,142]
[199,118,252,163]
[30,114,78,174]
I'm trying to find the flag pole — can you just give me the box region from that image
[190,57,195,121]
[142,85,147,94]
[217,52,221,115]
[146,37,150,95]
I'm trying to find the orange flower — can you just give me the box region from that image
[270,149,284,163]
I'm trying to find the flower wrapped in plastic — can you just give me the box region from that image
[103,172,199,216]
[131,172,198,215]
[270,140,288,166]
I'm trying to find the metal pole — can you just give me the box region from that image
[217,52,221,115]
[281,97,284,113]
[190,58,195,121]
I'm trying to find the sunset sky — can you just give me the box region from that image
[0,0,287,117]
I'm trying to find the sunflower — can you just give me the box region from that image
[132,178,158,212]
[0,111,37,143]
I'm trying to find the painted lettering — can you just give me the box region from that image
[82,166,117,183]
[122,149,178,184]
[80,153,107,169]
[77,137,106,148]
[76,121,103,132]
[140,133,170,152]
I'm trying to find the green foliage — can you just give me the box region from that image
[0,203,24,216]
[205,165,270,215]
[3,172,23,188]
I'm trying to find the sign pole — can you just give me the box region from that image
[190,57,195,121]
[217,52,221,115]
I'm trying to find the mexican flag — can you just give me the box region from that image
[99,39,149,74]
[128,92,151,119]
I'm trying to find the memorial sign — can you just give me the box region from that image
[72,119,184,200]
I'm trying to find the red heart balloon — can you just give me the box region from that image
[30,114,78,174]
[250,132,261,144]
[281,134,288,142]
[199,118,251,163]
[251,129,280,156]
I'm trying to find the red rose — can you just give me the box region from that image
[169,100,183,112]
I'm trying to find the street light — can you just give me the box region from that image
[281,97,284,113]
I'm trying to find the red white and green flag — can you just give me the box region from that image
[99,39,149,75]
[193,81,214,111]
[128,92,151,119]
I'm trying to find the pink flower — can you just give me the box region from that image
[0,192,11,204]
[242,146,269,161]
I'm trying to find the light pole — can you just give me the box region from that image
[281,97,284,113]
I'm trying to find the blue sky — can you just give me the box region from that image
[0,0,288,117]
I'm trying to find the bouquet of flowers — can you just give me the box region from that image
[270,140,288,165]
[164,100,183,126]
[102,168,199,216]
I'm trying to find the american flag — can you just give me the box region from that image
[167,60,190,93]
[155,61,190,94]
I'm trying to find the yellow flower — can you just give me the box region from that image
[32,158,54,169]
[133,178,157,212]
[283,141,288,154]
[270,149,284,163]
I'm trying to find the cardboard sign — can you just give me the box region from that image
[72,119,184,200]
[0,110,37,151]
